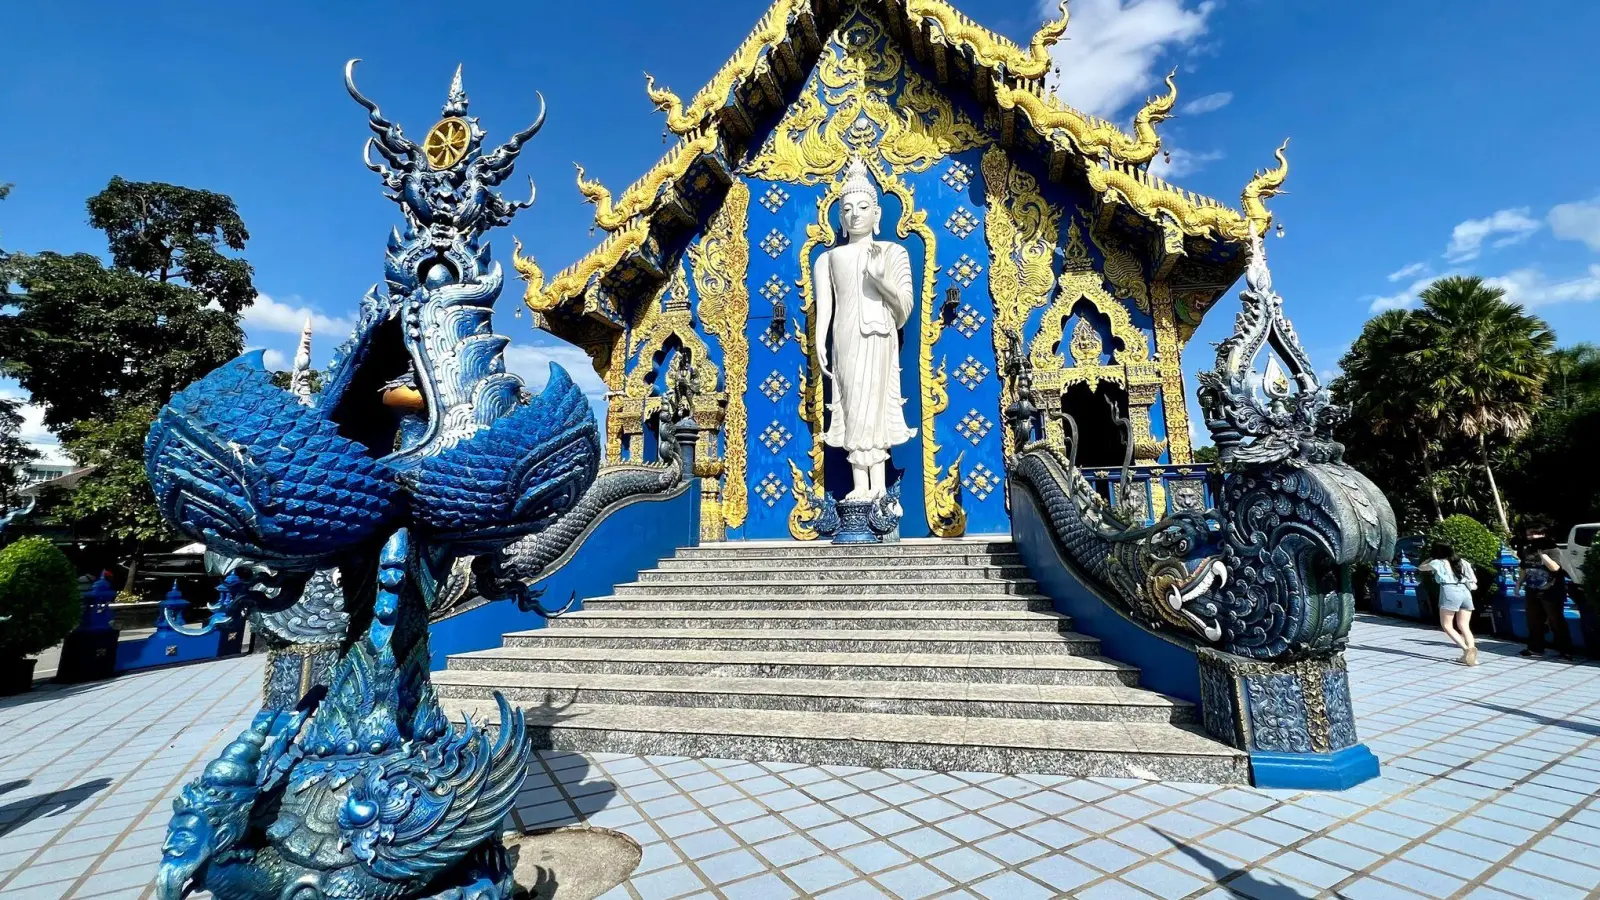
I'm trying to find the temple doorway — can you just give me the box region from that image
[1059,382,1129,470]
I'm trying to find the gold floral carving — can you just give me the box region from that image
[1031,222,1150,370]
[742,13,989,185]
[980,148,1060,465]
[1151,281,1194,464]
[786,459,826,541]
[1090,217,1150,315]
[610,265,727,466]
[688,180,752,529]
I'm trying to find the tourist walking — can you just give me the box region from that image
[1518,523,1574,660]
[1424,542,1478,666]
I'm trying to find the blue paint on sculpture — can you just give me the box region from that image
[145,62,603,900]
[1010,233,1396,662]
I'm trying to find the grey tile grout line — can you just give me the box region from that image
[76,668,262,899]
[0,670,202,832]
[566,634,1600,900]
[1441,788,1600,899]
[0,660,258,898]
[0,664,257,892]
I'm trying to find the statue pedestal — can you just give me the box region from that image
[830,499,886,545]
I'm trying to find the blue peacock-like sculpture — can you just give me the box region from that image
[144,62,610,900]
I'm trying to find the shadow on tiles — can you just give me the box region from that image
[0,777,113,837]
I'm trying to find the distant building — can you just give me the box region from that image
[17,462,76,489]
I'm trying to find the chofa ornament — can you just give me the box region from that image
[142,62,675,900]
[1009,231,1396,661]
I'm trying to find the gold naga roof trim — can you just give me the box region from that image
[515,0,1290,316]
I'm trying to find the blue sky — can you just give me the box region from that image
[2,0,1597,461]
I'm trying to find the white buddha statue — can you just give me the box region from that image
[815,157,917,501]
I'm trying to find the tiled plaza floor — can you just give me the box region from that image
[3,614,1599,899]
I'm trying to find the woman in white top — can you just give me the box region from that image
[1424,541,1479,666]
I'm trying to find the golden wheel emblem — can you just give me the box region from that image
[423,117,471,170]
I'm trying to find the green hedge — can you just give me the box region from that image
[1427,515,1502,575]
[0,537,83,658]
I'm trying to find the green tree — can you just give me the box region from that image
[1546,343,1600,410]
[1334,309,1444,523]
[1407,277,1553,535]
[0,399,39,513]
[0,178,255,588]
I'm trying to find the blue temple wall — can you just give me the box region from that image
[620,7,1183,541]
[428,485,698,667]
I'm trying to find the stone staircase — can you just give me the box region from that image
[437,539,1248,782]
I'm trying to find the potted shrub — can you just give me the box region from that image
[0,537,84,695]
[1426,515,1501,624]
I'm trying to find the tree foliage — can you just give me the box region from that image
[1333,277,1554,535]
[0,179,256,571]
[1,179,253,432]
[0,398,39,513]
[0,537,82,659]
[1427,514,1501,574]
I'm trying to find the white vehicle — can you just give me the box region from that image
[1564,524,1598,586]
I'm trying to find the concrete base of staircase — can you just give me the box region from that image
[439,539,1247,783]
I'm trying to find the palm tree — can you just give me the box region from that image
[1408,277,1554,534]
[1337,309,1445,521]
[1547,343,1600,410]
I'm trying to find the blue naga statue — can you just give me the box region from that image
[144,63,606,900]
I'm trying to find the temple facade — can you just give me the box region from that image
[514,0,1286,543]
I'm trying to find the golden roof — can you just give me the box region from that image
[517,0,1287,325]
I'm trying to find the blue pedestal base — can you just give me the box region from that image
[1251,744,1381,791]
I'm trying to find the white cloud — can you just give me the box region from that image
[260,348,289,371]
[1549,197,1600,252]
[1367,276,1435,314]
[0,386,68,465]
[1149,147,1223,179]
[1180,91,1232,115]
[1043,0,1216,118]
[504,341,608,401]
[1444,207,1541,262]
[1485,265,1600,307]
[1387,262,1431,283]
[243,293,355,340]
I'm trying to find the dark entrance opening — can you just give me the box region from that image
[1060,381,1129,470]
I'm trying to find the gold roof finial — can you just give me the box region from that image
[643,72,685,121]
[573,163,617,229]
[1241,139,1290,237]
[1031,0,1070,57]
[512,237,547,310]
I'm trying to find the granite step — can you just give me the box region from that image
[549,609,1070,632]
[578,594,1056,611]
[656,553,1024,571]
[635,565,1032,584]
[676,540,1017,560]
[443,700,1247,782]
[612,579,1038,597]
[446,647,1141,686]
[431,670,1195,723]
[500,627,1100,655]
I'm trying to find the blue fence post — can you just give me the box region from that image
[1373,558,1396,614]
[155,581,189,633]
[55,572,120,684]
[216,572,247,656]
[1492,544,1521,639]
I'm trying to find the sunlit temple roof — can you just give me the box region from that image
[515,0,1288,346]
